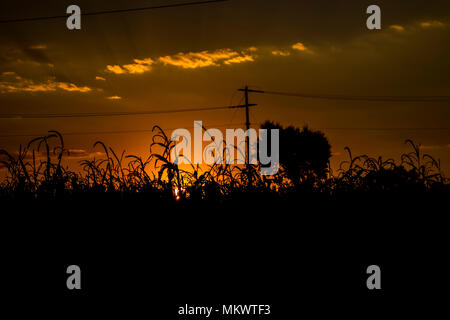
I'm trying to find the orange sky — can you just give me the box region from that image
[1,0,450,176]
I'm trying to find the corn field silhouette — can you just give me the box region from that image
[0,125,448,201]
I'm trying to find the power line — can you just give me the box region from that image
[253,121,450,131]
[2,125,448,139]
[0,0,229,24]
[258,125,450,131]
[241,89,450,102]
[318,127,450,131]
[0,123,247,138]
[0,104,256,119]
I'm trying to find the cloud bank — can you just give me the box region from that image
[0,72,91,93]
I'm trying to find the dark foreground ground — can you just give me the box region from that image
[1,191,448,317]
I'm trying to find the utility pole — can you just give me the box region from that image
[237,86,253,188]
[244,86,250,165]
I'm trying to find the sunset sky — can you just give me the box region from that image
[1,0,450,174]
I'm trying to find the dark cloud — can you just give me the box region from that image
[21,45,52,65]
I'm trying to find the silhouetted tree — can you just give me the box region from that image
[260,121,331,187]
